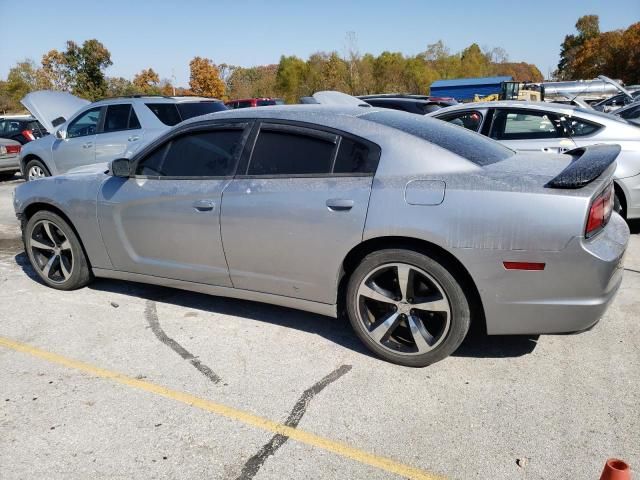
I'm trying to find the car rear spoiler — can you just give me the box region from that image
[544,144,620,189]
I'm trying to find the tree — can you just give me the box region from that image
[189,57,225,98]
[557,15,601,79]
[63,39,113,99]
[41,49,70,91]
[133,68,160,94]
[460,43,490,77]
[275,55,308,103]
[5,60,50,107]
[106,77,137,97]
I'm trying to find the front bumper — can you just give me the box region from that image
[455,213,629,335]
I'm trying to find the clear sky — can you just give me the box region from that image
[1,0,638,86]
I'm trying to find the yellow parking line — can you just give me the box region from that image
[0,335,444,480]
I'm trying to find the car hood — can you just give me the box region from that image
[21,90,90,133]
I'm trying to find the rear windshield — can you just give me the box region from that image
[146,101,227,126]
[362,110,513,166]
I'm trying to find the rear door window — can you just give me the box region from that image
[566,117,602,137]
[248,127,336,176]
[104,104,141,132]
[333,137,377,174]
[177,101,227,120]
[135,129,244,177]
[490,109,565,140]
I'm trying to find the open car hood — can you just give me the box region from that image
[598,75,634,100]
[21,90,90,133]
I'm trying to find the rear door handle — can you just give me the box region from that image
[192,199,216,212]
[82,142,93,149]
[128,135,140,142]
[326,199,354,211]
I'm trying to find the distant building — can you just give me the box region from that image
[430,76,512,101]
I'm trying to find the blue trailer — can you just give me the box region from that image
[430,76,512,101]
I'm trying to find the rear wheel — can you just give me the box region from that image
[346,249,470,367]
[24,211,91,290]
[25,159,50,181]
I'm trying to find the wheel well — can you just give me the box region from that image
[22,202,92,268]
[21,154,43,174]
[339,236,486,334]
[613,181,627,217]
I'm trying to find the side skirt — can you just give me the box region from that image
[92,268,338,318]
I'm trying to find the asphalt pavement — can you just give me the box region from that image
[0,175,638,480]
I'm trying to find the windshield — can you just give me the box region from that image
[362,110,514,166]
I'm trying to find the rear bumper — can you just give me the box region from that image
[456,213,629,335]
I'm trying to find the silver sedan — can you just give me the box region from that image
[13,106,629,366]
[428,101,640,219]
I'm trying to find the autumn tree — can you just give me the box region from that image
[106,77,137,97]
[556,15,601,79]
[189,57,225,98]
[133,68,160,94]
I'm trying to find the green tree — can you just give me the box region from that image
[63,39,113,99]
[105,77,137,97]
[275,55,308,103]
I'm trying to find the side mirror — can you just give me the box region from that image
[110,158,131,178]
[55,129,67,140]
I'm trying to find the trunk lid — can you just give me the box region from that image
[21,90,90,133]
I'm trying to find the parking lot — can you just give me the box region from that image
[0,174,638,479]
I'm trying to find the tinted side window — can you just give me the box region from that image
[618,105,640,121]
[491,109,564,140]
[104,104,132,132]
[248,130,335,176]
[438,111,483,132]
[333,138,376,174]
[146,103,181,126]
[238,101,253,109]
[135,130,242,177]
[177,101,227,121]
[67,107,101,138]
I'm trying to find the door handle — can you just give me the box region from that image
[192,199,216,212]
[128,135,140,142]
[326,199,354,211]
[82,142,93,149]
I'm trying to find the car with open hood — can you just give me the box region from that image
[13,102,629,366]
[19,91,227,181]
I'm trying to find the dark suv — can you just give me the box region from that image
[0,116,47,144]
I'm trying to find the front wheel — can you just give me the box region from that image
[346,249,470,367]
[25,158,50,181]
[24,211,92,290]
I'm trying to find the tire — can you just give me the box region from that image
[23,210,92,290]
[0,171,17,181]
[25,158,50,181]
[346,249,470,367]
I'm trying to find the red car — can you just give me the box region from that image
[225,98,285,109]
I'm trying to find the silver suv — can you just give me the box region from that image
[19,91,227,180]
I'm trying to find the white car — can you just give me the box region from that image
[19,91,227,180]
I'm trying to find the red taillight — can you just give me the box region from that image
[5,144,21,154]
[21,129,35,142]
[585,183,614,238]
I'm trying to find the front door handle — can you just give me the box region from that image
[82,142,93,149]
[326,199,354,211]
[128,135,140,142]
[192,199,216,212]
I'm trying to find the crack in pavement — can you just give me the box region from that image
[236,364,352,480]
[145,299,222,384]
[624,267,640,275]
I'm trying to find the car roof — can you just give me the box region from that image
[434,100,579,116]
[92,96,222,106]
